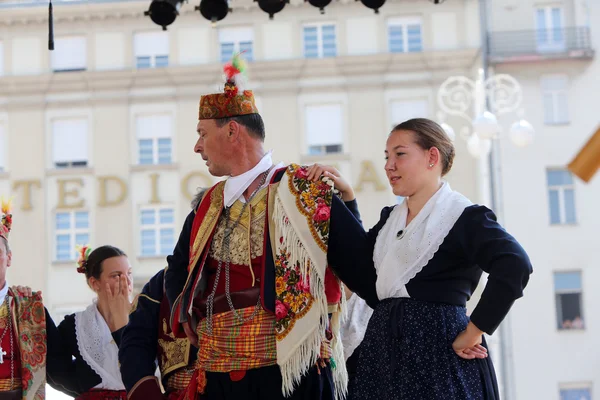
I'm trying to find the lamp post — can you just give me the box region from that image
[436,68,533,400]
[435,64,536,399]
[437,68,535,159]
[435,2,530,399]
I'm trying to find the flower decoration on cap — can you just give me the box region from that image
[0,196,13,242]
[198,52,259,120]
[76,244,93,274]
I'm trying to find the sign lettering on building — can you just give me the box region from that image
[10,162,386,211]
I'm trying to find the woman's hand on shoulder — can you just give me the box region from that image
[306,163,355,202]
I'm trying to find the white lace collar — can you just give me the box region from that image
[74,299,125,390]
[373,182,472,300]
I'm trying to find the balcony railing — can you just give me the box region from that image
[488,26,594,63]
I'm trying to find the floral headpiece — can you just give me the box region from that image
[198,52,259,120]
[0,196,13,242]
[76,244,93,274]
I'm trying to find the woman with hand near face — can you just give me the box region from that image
[326,118,533,400]
[47,245,133,400]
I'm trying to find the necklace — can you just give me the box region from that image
[0,295,14,388]
[206,168,271,334]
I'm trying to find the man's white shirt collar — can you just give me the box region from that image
[223,151,284,208]
[0,281,9,304]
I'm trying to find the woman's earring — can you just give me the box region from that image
[429,163,434,168]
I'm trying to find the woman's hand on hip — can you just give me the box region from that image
[452,321,488,360]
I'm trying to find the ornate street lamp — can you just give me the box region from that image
[437,68,535,158]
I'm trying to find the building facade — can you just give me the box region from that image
[488,0,598,399]
[0,0,481,316]
[1,0,597,398]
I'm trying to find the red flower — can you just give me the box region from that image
[313,204,331,222]
[294,168,308,180]
[21,368,32,390]
[318,182,330,192]
[296,279,310,293]
[275,300,289,320]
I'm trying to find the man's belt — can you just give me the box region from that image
[193,286,260,320]
[0,390,22,400]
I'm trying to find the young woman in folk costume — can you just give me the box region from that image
[326,118,533,400]
[0,197,64,400]
[46,245,133,399]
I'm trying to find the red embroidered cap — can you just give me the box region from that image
[198,52,259,120]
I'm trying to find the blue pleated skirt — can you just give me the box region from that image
[348,298,499,400]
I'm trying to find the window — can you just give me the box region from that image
[390,99,429,127]
[305,104,343,155]
[136,114,172,165]
[303,24,337,58]
[560,385,591,400]
[0,123,5,172]
[140,207,175,256]
[55,211,90,261]
[134,32,169,69]
[535,6,564,52]
[547,169,576,224]
[541,75,569,124]
[52,118,88,168]
[554,271,584,330]
[388,17,423,53]
[219,27,254,63]
[51,36,87,72]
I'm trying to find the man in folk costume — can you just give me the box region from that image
[119,268,198,399]
[0,197,61,399]
[120,191,210,399]
[164,54,361,400]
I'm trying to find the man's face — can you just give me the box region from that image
[194,119,234,177]
[0,240,12,287]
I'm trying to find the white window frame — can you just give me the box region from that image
[45,109,93,170]
[541,75,569,125]
[535,5,565,52]
[384,89,433,129]
[554,271,584,330]
[387,16,423,53]
[129,103,177,166]
[218,27,254,63]
[54,210,90,262]
[304,103,344,156]
[51,118,89,168]
[51,36,87,72]
[547,169,576,225]
[303,22,337,59]
[133,31,170,69]
[139,205,176,257]
[299,93,348,157]
[135,114,174,165]
[559,382,592,400]
[389,98,430,128]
